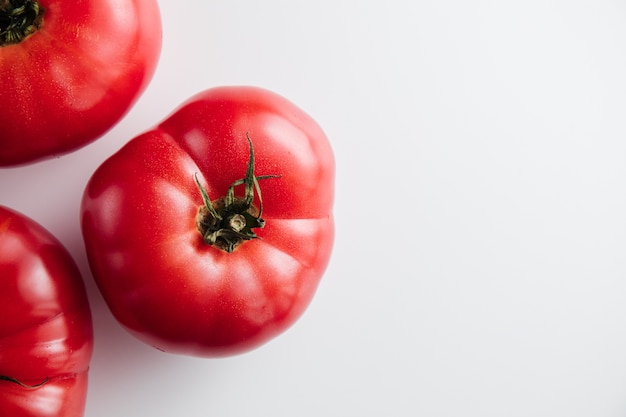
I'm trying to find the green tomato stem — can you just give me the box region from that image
[0,0,44,46]
[194,133,280,253]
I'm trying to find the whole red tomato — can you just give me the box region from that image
[81,86,334,357]
[0,206,93,416]
[0,0,162,166]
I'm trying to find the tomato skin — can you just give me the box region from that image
[0,206,93,416]
[81,86,334,357]
[0,0,162,166]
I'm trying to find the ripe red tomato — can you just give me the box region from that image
[0,0,162,166]
[0,206,93,416]
[81,86,334,357]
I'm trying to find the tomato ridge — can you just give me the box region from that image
[0,375,48,389]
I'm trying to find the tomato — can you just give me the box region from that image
[0,0,162,166]
[0,206,93,416]
[81,86,334,357]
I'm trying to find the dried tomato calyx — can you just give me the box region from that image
[0,375,48,389]
[0,0,44,46]
[194,134,279,253]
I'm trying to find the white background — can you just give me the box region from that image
[2,0,626,416]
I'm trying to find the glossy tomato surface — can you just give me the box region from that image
[0,0,162,166]
[0,206,93,416]
[81,86,334,357]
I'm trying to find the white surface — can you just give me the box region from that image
[2,0,626,416]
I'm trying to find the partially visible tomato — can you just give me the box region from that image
[81,86,334,357]
[0,206,93,416]
[0,0,162,166]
